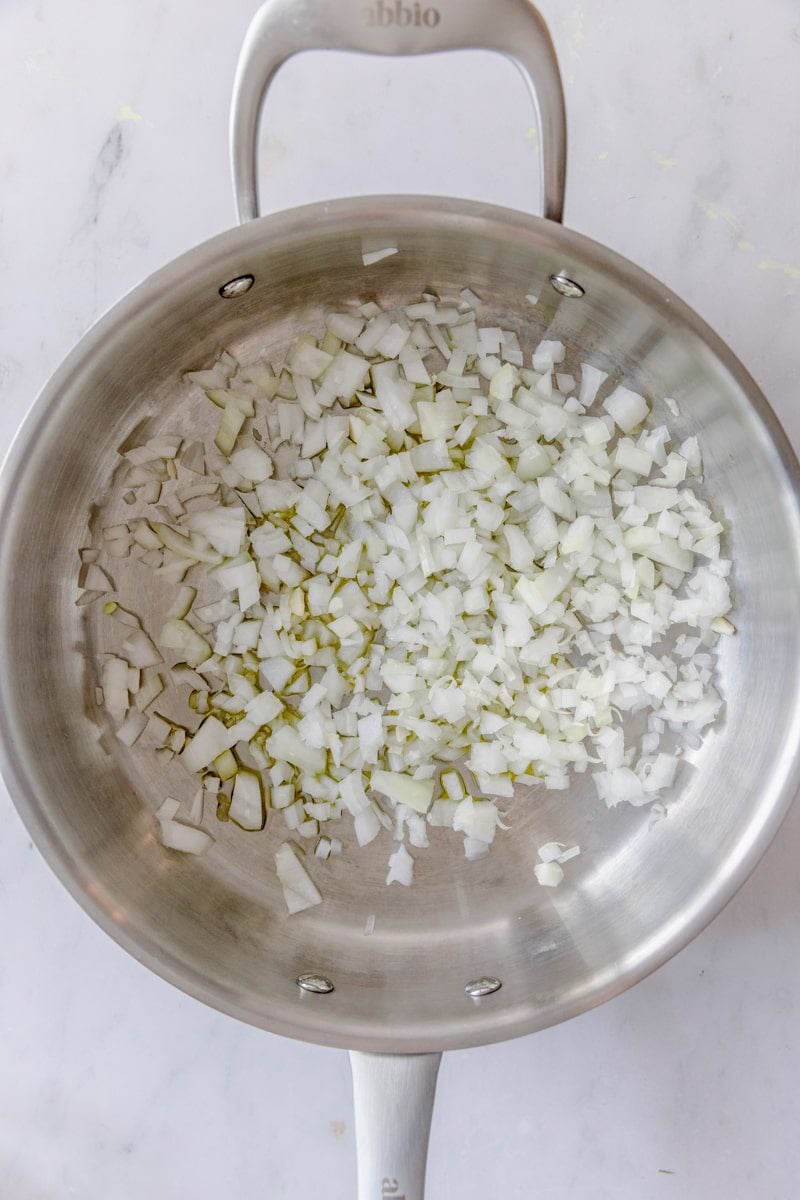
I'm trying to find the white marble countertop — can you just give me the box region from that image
[2,2,800,1196]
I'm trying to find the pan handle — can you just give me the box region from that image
[350,1051,442,1200]
[230,0,566,224]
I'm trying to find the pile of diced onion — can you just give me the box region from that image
[79,288,734,913]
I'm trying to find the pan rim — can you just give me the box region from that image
[2,194,799,1052]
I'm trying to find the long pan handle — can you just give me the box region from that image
[350,1051,442,1200]
[230,0,566,224]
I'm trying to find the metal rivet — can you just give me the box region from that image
[297,973,335,995]
[219,274,255,299]
[549,273,585,298]
[464,977,502,998]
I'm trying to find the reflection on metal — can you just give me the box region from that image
[464,977,502,998]
[297,973,335,995]
[219,274,255,298]
[549,272,585,298]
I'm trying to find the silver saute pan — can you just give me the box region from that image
[2,1,800,1195]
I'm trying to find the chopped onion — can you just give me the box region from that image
[603,385,649,433]
[579,363,609,407]
[354,807,381,846]
[81,563,113,593]
[230,770,265,830]
[372,771,434,815]
[101,657,129,725]
[76,590,104,607]
[159,820,214,855]
[180,715,237,773]
[156,796,181,824]
[187,789,204,825]
[534,861,565,887]
[362,245,398,266]
[121,629,163,669]
[275,842,322,913]
[87,287,733,908]
[386,843,414,886]
[115,709,147,746]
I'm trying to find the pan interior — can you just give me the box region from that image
[2,198,799,1052]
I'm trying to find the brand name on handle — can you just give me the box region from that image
[365,0,441,27]
[382,1180,406,1199]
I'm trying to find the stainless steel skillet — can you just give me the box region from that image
[1,1,800,1196]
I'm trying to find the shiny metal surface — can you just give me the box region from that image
[464,977,503,999]
[218,273,256,298]
[231,0,567,223]
[549,272,585,298]
[296,973,335,995]
[1,196,800,1058]
[350,1051,442,1200]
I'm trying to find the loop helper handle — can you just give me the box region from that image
[230,0,567,223]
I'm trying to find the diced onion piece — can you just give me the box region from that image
[354,807,382,846]
[160,618,212,667]
[537,841,564,863]
[135,668,164,711]
[464,837,490,861]
[275,843,322,913]
[230,770,266,830]
[534,861,564,887]
[180,715,237,773]
[266,725,325,774]
[159,820,214,855]
[362,245,398,266]
[579,363,609,407]
[76,590,104,607]
[215,403,246,455]
[371,770,434,814]
[81,564,113,592]
[115,710,147,746]
[323,349,371,399]
[122,629,163,669]
[187,789,204,826]
[557,845,581,863]
[603,385,649,433]
[102,657,129,725]
[166,586,197,621]
[429,800,458,827]
[386,843,414,886]
[453,798,499,843]
[185,507,246,557]
[156,797,181,824]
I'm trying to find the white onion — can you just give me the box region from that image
[230,771,265,830]
[180,715,237,773]
[101,657,129,725]
[452,798,499,844]
[275,842,322,913]
[159,818,214,855]
[115,709,147,747]
[534,861,565,887]
[603,385,650,433]
[88,289,734,912]
[362,245,398,267]
[81,563,113,593]
[386,843,414,886]
[579,363,609,407]
[121,629,163,669]
[372,771,434,814]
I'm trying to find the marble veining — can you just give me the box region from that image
[1,1,799,1197]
